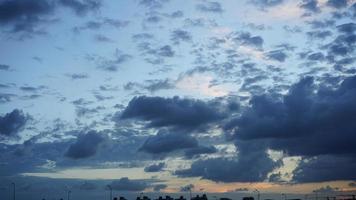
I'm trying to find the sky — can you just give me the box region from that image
[0,0,356,199]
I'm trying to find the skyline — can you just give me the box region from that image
[1,0,356,199]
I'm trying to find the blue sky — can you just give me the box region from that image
[1,0,356,199]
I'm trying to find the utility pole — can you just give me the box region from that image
[11,182,15,200]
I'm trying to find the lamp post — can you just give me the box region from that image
[189,187,192,200]
[254,189,260,200]
[282,193,286,200]
[11,182,15,200]
[67,190,71,200]
[107,185,113,200]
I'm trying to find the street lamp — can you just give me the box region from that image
[254,189,260,200]
[107,185,113,200]
[282,193,287,200]
[67,190,71,200]
[189,187,192,200]
[11,182,15,200]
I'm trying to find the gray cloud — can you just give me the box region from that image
[139,130,198,154]
[144,162,165,172]
[0,109,29,138]
[109,177,148,191]
[65,131,105,159]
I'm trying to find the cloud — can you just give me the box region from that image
[158,45,175,57]
[171,29,192,44]
[176,141,281,182]
[224,75,356,182]
[226,75,356,156]
[66,73,89,80]
[65,131,105,159]
[251,0,284,8]
[119,96,235,130]
[144,162,165,172]
[0,109,29,138]
[58,0,101,16]
[180,184,194,192]
[312,185,339,193]
[196,1,223,13]
[86,49,132,71]
[349,182,356,187]
[265,50,288,62]
[153,184,167,192]
[78,181,97,190]
[0,0,54,33]
[234,188,249,192]
[138,0,169,10]
[0,64,10,71]
[293,155,356,183]
[326,0,348,9]
[233,32,264,49]
[184,145,217,159]
[73,18,129,32]
[139,130,198,154]
[0,0,101,37]
[109,177,148,191]
[300,0,320,13]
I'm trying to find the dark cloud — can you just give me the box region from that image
[184,145,217,159]
[293,155,356,183]
[67,73,89,80]
[20,85,46,92]
[123,79,174,93]
[224,75,356,182]
[307,52,325,61]
[180,184,194,192]
[139,0,169,10]
[307,30,333,40]
[226,76,356,156]
[326,0,348,9]
[144,162,165,172]
[251,0,284,8]
[300,0,320,13]
[94,34,113,43]
[337,23,356,34]
[265,50,288,62]
[176,144,280,182]
[109,177,148,191]
[0,93,16,103]
[171,29,192,44]
[86,50,132,71]
[65,131,105,159]
[0,0,101,37]
[119,96,234,130]
[0,109,29,137]
[153,184,167,192]
[312,185,339,193]
[73,18,129,32]
[196,1,223,13]
[158,45,175,57]
[0,0,54,34]
[234,32,264,49]
[78,181,97,190]
[58,0,101,16]
[0,64,10,71]
[308,20,335,29]
[234,188,249,192]
[139,130,198,154]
